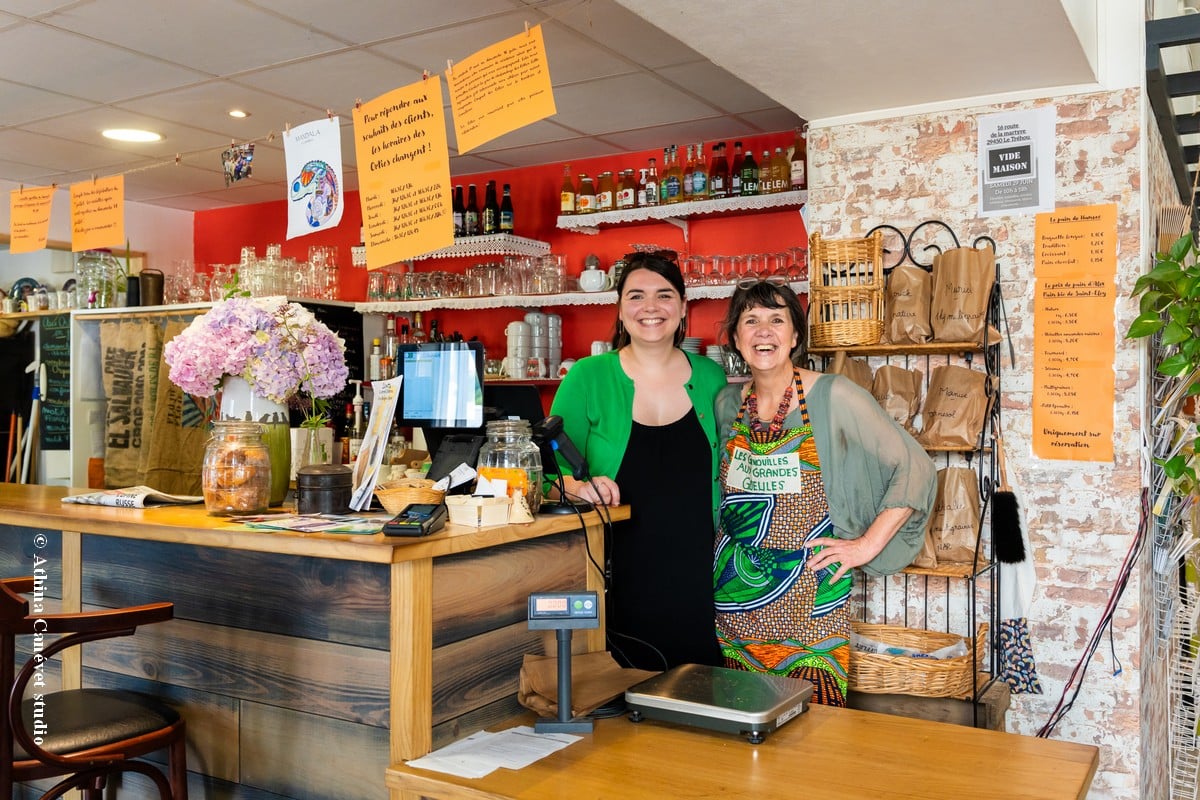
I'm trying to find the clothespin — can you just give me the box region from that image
[446,59,453,75]
[422,69,429,81]
[92,174,97,184]
[355,98,362,109]
[175,154,181,165]
[525,20,530,36]
[267,131,276,142]
[326,109,333,120]
[284,122,290,135]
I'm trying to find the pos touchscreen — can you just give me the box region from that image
[393,341,485,430]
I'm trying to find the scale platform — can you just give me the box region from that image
[624,663,813,744]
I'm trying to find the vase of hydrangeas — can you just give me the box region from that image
[164,295,348,507]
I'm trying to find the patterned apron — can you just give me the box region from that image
[713,371,853,706]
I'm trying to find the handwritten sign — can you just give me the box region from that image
[447,24,556,154]
[70,175,124,252]
[8,186,54,254]
[38,312,71,450]
[1032,203,1116,461]
[352,79,453,267]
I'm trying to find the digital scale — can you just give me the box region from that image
[625,664,814,744]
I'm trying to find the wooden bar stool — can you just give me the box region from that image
[0,576,188,800]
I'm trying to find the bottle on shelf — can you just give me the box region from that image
[730,141,744,196]
[760,151,773,193]
[339,401,354,464]
[773,147,790,193]
[384,313,399,362]
[692,142,708,199]
[665,145,682,204]
[465,184,480,236]
[708,142,728,199]
[429,319,441,343]
[791,125,808,190]
[348,381,366,464]
[617,169,637,209]
[740,148,759,195]
[559,164,576,216]
[500,183,514,233]
[644,157,659,206]
[577,174,597,213]
[399,323,412,345]
[482,180,500,235]
[659,147,671,204]
[411,311,429,344]
[596,171,615,211]
[682,143,695,199]
[369,338,383,382]
[452,185,465,237]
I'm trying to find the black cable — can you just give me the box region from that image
[1036,487,1147,738]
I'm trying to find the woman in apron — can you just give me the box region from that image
[713,279,936,705]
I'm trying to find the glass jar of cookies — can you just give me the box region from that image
[202,421,271,515]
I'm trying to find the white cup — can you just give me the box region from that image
[579,269,613,292]
[591,340,611,357]
[557,359,576,378]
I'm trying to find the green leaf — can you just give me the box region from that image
[1127,314,1165,339]
[1161,320,1193,345]
[1158,353,1194,376]
[1170,232,1194,263]
[1161,454,1190,480]
[1139,290,1168,315]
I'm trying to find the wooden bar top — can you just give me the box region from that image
[386,707,1099,800]
[0,484,627,564]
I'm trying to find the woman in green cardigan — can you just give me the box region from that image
[550,251,727,671]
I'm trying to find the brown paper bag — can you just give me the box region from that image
[911,528,938,569]
[917,365,987,448]
[827,351,873,392]
[931,246,995,342]
[143,320,208,495]
[871,365,923,432]
[518,652,657,718]
[100,320,157,488]
[883,265,932,344]
[928,467,981,565]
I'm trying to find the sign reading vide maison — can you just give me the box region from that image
[352,78,453,267]
[978,106,1055,217]
[1032,203,1116,462]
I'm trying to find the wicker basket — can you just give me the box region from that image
[374,478,445,514]
[808,231,885,348]
[849,622,988,700]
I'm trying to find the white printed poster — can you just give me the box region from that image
[284,117,345,239]
[977,106,1056,217]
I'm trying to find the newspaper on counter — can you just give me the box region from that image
[62,486,204,508]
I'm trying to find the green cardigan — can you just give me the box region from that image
[549,349,729,516]
[714,372,937,576]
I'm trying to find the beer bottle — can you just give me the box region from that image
[464,184,480,235]
[482,180,500,234]
[452,185,464,237]
[791,126,808,190]
[500,183,514,234]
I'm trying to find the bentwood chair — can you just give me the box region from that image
[0,576,188,800]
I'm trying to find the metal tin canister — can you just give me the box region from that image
[295,464,353,514]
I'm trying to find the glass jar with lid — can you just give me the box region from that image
[475,419,543,515]
[202,421,272,516]
[74,249,123,309]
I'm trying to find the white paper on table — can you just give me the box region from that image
[404,726,580,779]
[474,474,507,498]
[349,376,402,510]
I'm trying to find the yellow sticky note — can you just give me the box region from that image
[8,186,55,254]
[353,78,454,266]
[447,24,557,154]
[70,175,125,252]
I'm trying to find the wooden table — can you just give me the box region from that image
[0,484,623,799]
[387,707,1098,800]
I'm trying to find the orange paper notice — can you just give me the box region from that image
[8,186,55,254]
[447,24,556,154]
[70,175,125,252]
[1032,204,1116,462]
[353,79,453,267]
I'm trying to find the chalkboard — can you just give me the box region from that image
[38,313,70,450]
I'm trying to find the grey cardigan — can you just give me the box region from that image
[715,373,937,576]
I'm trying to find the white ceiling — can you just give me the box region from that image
[0,0,1097,212]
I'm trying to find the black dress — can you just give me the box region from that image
[608,408,722,671]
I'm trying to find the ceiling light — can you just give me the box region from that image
[102,128,162,143]
[228,109,249,119]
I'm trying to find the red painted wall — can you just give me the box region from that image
[193,130,807,363]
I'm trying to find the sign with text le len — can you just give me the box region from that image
[353,78,452,267]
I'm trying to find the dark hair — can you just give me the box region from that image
[611,250,688,349]
[721,280,808,365]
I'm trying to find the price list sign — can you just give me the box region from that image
[1032,203,1116,461]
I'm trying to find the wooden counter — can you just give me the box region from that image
[0,484,623,799]
[387,708,1099,800]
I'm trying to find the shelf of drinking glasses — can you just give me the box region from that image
[555,190,807,236]
[353,281,809,314]
[413,234,551,260]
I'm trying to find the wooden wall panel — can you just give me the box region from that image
[432,695,525,751]
[0,524,62,595]
[431,620,546,725]
[240,701,389,800]
[82,615,391,727]
[431,534,585,646]
[80,536,390,648]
